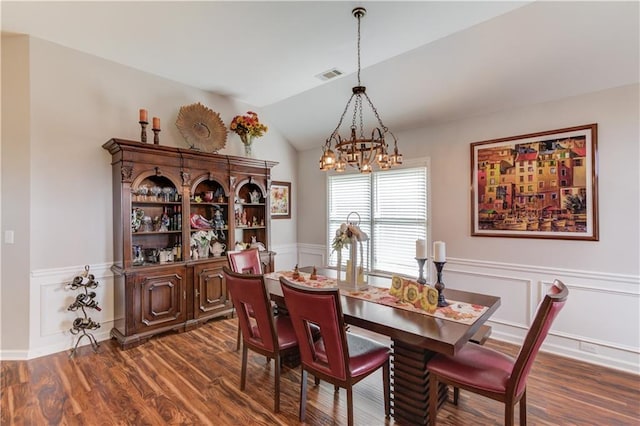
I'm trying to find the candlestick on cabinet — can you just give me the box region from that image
[433,261,449,307]
[416,257,427,284]
[139,120,148,143]
[152,128,161,145]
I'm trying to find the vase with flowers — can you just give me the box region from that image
[190,230,216,259]
[229,111,268,157]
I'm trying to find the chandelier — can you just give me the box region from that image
[319,7,403,174]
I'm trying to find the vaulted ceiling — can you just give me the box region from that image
[3,1,638,151]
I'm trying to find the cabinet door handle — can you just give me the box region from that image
[184,291,186,300]
[194,289,200,297]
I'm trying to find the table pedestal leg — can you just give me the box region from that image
[391,339,448,425]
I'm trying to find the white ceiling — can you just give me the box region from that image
[2,1,639,151]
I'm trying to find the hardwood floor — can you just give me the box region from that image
[2,318,639,425]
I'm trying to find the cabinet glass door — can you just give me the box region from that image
[189,179,229,260]
[131,175,183,266]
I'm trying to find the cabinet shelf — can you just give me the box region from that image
[132,201,182,205]
[236,226,266,230]
[191,202,227,206]
[133,230,182,236]
[132,260,186,268]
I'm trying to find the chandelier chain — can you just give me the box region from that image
[319,7,403,172]
[327,93,356,142]
[356,11,362,86]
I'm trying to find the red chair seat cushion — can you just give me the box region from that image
[347,333,390,378]
[250,315,298,351]
[428,344,515,393]
[312,333,389,379]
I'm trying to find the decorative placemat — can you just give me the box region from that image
[266,271,488,325]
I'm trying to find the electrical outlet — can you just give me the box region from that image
[579,341,598,354]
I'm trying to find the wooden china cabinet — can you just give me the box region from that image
[103,138,277,348]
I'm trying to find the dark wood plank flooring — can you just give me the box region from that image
[2,318,639,425]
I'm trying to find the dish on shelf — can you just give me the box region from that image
[175,102,227,152]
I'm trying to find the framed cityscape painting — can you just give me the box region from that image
[270,181,291,219]
[470,123,598,240]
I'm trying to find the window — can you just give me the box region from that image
[327,166,428,277]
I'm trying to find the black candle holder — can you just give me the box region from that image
[415,257,427,284]
[139,120,148,143]
[152,128,161,145]
[433,261,449,307]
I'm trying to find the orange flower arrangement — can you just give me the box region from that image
[229,111,268,146]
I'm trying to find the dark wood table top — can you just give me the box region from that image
[264,267,501,356]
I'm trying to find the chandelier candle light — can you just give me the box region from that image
[319,7,403,174]
[433,241,448,307]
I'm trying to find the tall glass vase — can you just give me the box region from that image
[336,250,342,282]
[244,142,253,157]
[242,135,254,158]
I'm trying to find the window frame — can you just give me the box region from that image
[325,157,431,279]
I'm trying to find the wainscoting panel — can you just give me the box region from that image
[297,243,326,271]
[297,244,639,374]
[443,269,532,329]
[19,251,640,374]
[28,263,114,360]
[448,258,640,373]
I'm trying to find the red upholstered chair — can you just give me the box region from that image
[280,277,391,426]
[427,279,569,426]
[227,248,262,275]
[227,248,263,350]
[222,266,298,413]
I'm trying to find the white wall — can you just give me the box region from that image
[1,36,298,358]
[297,84,640,373]
[1,35,32,353]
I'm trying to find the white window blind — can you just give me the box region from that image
[328,166,428,277]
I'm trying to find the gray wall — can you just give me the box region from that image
[296,84,640,372]
[1,35,298,354]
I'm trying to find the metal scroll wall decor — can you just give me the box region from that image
[67,265,101,357]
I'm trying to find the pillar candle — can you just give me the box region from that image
[433,241,446,262]
[139,109,148,122]
[152,117,160,129]
[415,239,427,259]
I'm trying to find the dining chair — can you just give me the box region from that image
[222,266,298,413]
[427,279,569,426]
[280,277,391,426]
[227,248,263,274]
[227,248,263,350]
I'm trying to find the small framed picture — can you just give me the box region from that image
[270,181,291,219]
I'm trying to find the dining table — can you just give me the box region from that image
[263,266,501,426]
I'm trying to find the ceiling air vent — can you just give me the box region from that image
[316,68,344,81]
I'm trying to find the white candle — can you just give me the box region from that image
[415,239,427,259]
[433,241,446,262]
